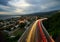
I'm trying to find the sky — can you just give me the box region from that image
[0,0,60,15]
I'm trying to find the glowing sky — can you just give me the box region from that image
[0,0,60,15]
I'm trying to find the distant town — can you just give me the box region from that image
[0,16,41,42]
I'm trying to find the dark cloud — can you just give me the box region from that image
[26,0,60,5]
[0,8,5,12]
[54,0,60,1]
[0,0,10,5]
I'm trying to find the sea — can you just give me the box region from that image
[0,15,21,20]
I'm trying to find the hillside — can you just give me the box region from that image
[43,11,60,40]
[24,10,60,16]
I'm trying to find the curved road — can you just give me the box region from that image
[18,19,55,42]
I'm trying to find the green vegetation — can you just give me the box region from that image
[43,11,60,39]
[3,28,25,42]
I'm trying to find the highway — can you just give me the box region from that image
[18,19,55,42]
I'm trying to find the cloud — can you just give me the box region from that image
[13,8,26,14]
[0,5,11,12]
[0,12,11,14]
[0,0,60,15]
[8,0,34,14]
[8,0,32,8]
[39,1,59,10]
[0,0,10,5]
[0,5,10,9]
[8,0,60,13]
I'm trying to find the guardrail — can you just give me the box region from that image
[41,21,55,42]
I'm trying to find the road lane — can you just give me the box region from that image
[38,20,47,42]
[18,21,35,42]
[18,19,55,42]
[26,20,38,42]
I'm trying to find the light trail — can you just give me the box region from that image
[38,20,47,42]
[26,20,38,42]
[18,19,55,42]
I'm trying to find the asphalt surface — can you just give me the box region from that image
[18,19,55,42]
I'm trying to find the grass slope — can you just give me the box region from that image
[43,11,60,40]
